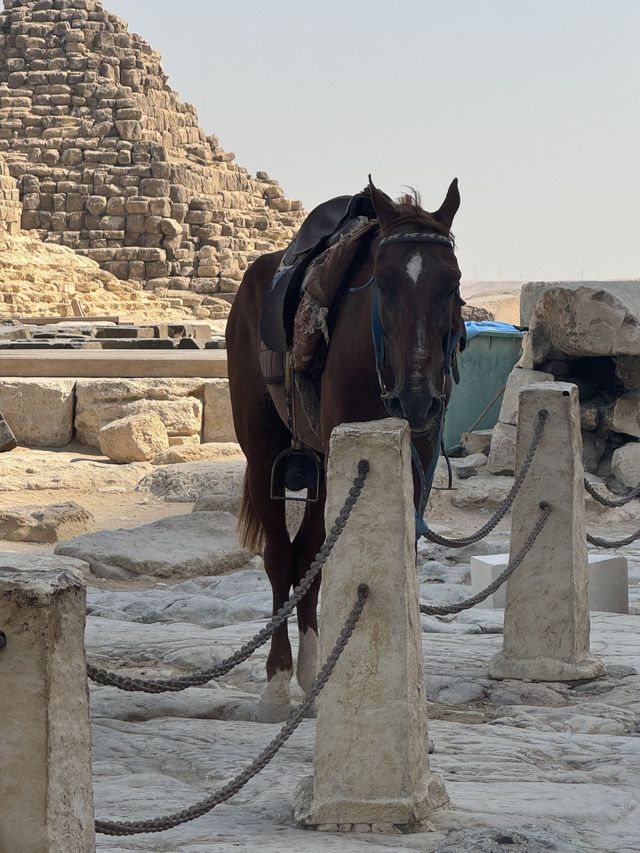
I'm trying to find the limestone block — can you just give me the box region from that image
[153,441,242,466]
[55,512,251,580]
[99,412,170,463]
[498,367,554,426]
[0,558,95,851]
[295,419,448,830]
[611,442,640,488]
[75,378,206,447]
[461,428,493,456]
[606,392,640,438]
[203,379,236,442]
[527,281,640,361]
[0,501,95,543]
[137,459,246,503]
[472,553,629,613]
[489,382,605,682]
[487,421,517,475]
[0,378,75,447]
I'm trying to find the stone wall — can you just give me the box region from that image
[488,281,640,489]
[0,151,20,232]
[0,0,305,302]
[0,376,235,447]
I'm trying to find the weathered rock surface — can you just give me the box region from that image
[56,511,251,580]
[498,367,554,426]
[75,379,205,447]
[153,442,243,466]
[524,281,640,362]
[612,443,640,488]
[0,501,94,543]
[487,421,517,475]
[203,379,237,443]
[0,378,75,447]
[136,459,246,503]
[606,391,640,438]
[461,429,493,456]
[99,412,169,463]
[0,447,150,493]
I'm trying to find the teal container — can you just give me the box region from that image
[444,327,525,451]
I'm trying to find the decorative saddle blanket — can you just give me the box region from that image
[259,190,378,386]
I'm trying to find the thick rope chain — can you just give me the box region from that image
[584,478,640,508]
[420,501,551,616]
[95,584,369,836]
[87,460,369,694]
[423,409,548,549]
[587,528,640,548]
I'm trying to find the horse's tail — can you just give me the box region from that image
[238,470,265,555]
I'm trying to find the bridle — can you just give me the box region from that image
[372,231,459,409]
[368,230,464,536]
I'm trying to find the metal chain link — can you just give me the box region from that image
[95,584,370,836]
[423,409,548,548]
[587,528,640,548]
[87,460,370,694]
[584,478,640,508]
[420,501,552,616]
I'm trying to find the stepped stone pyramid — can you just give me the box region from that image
[0,0,305,305]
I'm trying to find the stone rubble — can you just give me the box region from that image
[0,499,94,541]
[98,410,169,463]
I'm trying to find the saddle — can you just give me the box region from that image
[260,191,377,356]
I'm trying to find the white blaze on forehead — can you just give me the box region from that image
[406,252,423,284]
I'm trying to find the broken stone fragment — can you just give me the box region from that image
[99,412,169,463]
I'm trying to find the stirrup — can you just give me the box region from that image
[270,446,323,503]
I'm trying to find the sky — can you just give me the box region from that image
[106,0,640,282]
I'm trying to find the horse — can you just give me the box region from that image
[226,178,462,721]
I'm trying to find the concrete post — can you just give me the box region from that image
[295,419,448,832]
[0,563,95,853]
[489,382,606,681]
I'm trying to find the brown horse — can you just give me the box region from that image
[226,179,462,720]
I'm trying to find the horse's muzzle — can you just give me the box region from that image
[390,390,444,435]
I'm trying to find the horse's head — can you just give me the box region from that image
[369,177,462,437]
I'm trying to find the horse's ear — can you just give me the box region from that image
[433,178,460,229]
[368,174,396,228]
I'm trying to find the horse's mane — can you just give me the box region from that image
[391,188,452,240]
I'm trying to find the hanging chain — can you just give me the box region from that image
[584,478,640,508]
[587,528,640,548]
[87,460,369,694]
[420,501,551,616]
[95,584,369,836]
[423,409,548,548]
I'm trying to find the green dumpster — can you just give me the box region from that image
[444,323,525,451]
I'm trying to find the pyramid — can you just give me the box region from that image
[0,0,306,305]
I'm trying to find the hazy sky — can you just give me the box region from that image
[107,0,639,282]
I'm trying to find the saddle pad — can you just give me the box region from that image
[292,220,377,372]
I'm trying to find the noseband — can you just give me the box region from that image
[369,231,462,537]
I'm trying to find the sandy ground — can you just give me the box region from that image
[2,444,640,851]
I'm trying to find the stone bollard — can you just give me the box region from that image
[295,419,448,832]
[0,560,95,853]
[489,382,606,681]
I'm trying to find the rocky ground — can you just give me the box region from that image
[2,445,640,852]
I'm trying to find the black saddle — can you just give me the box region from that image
[260,191,376,353]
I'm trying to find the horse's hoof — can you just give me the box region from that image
[257,701,292,723]
[429,737,436,754]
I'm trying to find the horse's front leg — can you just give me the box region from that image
[293,493,326,696]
